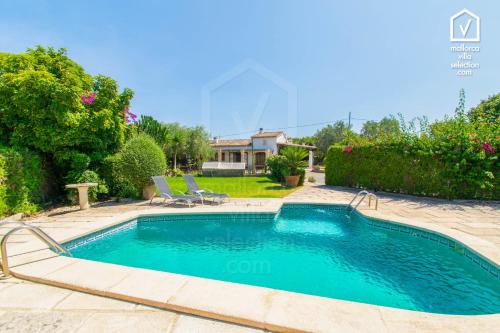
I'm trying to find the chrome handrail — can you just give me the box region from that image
[347,190,379,216]
[1,224,72,276]
[0,220,25,227]
[347,190,369,208]
[368,193,379,210]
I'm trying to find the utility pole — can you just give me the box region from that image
[348,112,351,128]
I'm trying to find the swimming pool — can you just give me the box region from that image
[65,204,500,315]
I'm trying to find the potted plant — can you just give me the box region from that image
[265,155,288,184]
[280,146,308,187]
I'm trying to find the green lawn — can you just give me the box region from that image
[166,176,298,198]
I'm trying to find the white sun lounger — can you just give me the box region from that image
[150,176,203,207]
[183,174,229,204]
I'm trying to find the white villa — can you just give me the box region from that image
[209,129,316,173]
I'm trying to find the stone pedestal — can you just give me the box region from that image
[65,183,98,210]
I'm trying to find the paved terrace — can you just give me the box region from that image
[0,183,498,332]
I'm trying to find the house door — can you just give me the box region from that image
[255,152,266,169]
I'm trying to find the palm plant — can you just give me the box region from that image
[280,146,308,176]
[138,115,169,152]
[166,125,187,170]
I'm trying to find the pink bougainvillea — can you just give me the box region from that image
[343,146,353,154]
[81,92,96,105]
[482,143,496,154]
[123,106,138,124]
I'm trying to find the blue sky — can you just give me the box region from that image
[0,0,498,138]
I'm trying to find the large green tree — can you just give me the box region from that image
[184,126,214,170]
[313,121,350,161]
[138,116,213,171]
[468,92,500,125]
[361,116,400,141]
[0,46,133,183]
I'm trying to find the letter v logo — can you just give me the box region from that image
[459,19,472,37]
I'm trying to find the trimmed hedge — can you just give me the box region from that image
[101,154,139,199]
[0,147,48,216]
[325,145,498,200]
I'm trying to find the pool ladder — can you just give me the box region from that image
[0,221,72,277]
[347,190,379,217]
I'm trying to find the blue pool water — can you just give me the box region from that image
[66,204,500,315]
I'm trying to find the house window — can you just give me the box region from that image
[262,139,267,145]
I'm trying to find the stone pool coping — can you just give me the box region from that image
[6,202,500,333]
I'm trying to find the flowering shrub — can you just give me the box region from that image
[343,146,353,154]
[326,92,499,200]
[0,46,134,200]
[326,135,498,200]
[81,92,96,105]
[482,143,496,154]
[123,106,138,124]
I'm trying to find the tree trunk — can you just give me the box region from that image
[173,152,177,170]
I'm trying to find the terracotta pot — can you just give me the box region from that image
[142,185,156,200]
[284,175,300,187]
